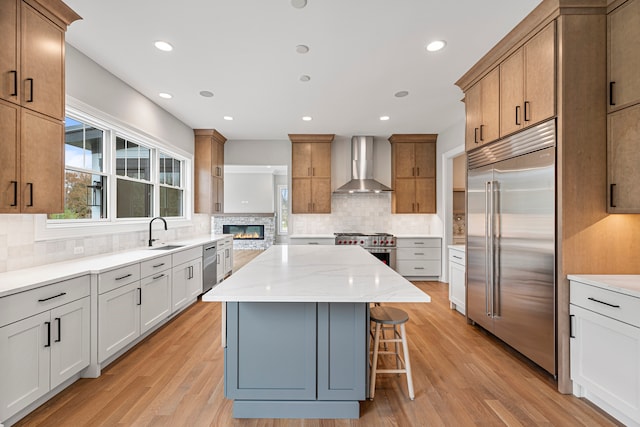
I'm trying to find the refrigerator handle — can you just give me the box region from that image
[485,181,492,317]
[492,180,500,318]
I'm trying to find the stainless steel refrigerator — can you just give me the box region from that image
[467,119,556,375]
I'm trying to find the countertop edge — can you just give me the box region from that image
[568,274,640,299]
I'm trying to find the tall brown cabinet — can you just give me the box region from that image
[0,0,80,213]
[289,134,334,214]
[194,129,226,214]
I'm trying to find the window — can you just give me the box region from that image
[48,112,188,223]
[277,184,288,234]
[48,118,107,220]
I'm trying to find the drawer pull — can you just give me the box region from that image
[116,273,132,281]
[153,263,165,268]
[413,242,425,245]
[414,267,425,270]
[453,255,462,260]
[587,297,620,309]
[153,273,165,280]
[38,292,66,302]
[414,253,425,256]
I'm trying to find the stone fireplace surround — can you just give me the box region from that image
[213,214,275,250]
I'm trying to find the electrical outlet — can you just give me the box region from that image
[74,246,84,255]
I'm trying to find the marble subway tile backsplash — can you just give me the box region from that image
[0,214,211,273]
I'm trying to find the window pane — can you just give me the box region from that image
[173,159,181,187]
[85,126,104,171]
[48,171,107,220]
[116,137,126,176]
[117,179,153,218]
[160,187,183,217]
[278,186,288,234]
[126,141,140,179]
[64,117,104,172]
[139,145,151,181]
[159,153,181,188]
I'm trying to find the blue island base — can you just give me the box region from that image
[233,400,360,419]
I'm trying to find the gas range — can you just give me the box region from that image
[334,232,396,248]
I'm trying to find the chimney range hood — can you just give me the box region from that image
[334,136,392,193]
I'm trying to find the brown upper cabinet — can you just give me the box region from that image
[465,67,500,150]
[608,103,640,212]
[194,129,226,214]
[608,0,640,112]
[389,134,437,214]
[0,0,80,214]
[500,22,555,137]
[289,134,334,214]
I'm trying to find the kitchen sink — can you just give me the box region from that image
[149,245,184,250]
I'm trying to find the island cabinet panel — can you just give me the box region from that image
[225,302,318,400]
[608,0,640,112]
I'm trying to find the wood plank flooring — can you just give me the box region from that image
[15,250,621,426]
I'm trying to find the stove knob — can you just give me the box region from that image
[360,240,364,245]
[373,240,377,244]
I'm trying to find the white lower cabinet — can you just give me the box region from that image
[216,248,224,283]
[396,237,441,277]
[570,279,640,427]
[140,272,171,334]
[0,276,90,422]
[172,258,202,312]
[98,280,140,362]
[448,246,465,314]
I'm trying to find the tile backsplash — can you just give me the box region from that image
[0,214,211,273]
[290,193,443,236]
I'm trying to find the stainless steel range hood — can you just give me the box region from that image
[334,136,392,193]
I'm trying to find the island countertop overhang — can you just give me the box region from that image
[202,245,431,303]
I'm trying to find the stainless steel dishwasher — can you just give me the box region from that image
[202,242,217,293]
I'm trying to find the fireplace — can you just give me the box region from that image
[223,224,265,240]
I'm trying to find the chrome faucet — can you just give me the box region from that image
[148,217,167,247]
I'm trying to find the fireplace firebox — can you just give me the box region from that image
[223,224,265,240]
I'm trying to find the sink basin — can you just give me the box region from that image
[149,245,184,250]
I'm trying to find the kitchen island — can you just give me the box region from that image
[202,245,430,419]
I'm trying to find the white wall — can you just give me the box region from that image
[225,139,290,166]
[224,173,275,213]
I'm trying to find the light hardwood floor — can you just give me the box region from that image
[15,250,621,426]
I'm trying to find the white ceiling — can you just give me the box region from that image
[63,0,541,140]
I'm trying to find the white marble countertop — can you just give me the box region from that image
[288,234,335,239]
[568,275,640,299]
[0,234,231,298]
[448,244,466,251]
[202,245,431,303]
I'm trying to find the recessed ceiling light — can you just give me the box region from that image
[159,92,172,99]
[302,116,312,121]
[426,40,446,52]
[291,0,307,8]
[394,91,409,98]
[154,41,173,52]
[199,90,214,98]
[380,116,390,121]
[296,45,310,54]
[299,75,311,82]
[223,116,234,121]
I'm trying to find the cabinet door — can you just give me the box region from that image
[213,176,224,213]
[188,258,203,299]
[394,143,416,178]
[449,260,466,314]
[311,142,331,178]
[0,311,50,421]
[21,2,64,119]
[140,272,171,334]
[292,178,312,213]
[415,178,436,213]
[523,22,555,126]
[393,179,416,213]
[171,263,189,312]
[0,99,20,213]
[0,0,18,103]
[216,249,224,283]
[609,0,640,111]
[49,297,90,390]
[414,143,435,178]
[317,303,366,400]
[21,109,63,213]
[292,143,312,177]
[500,48,525,136]
[465,82,482,150]
[608,104,640,212]
[98,282,140,362]
[225,302,317,400]
[194,136,213,214]
[311,178,331,213]
[570,304,640,422]
[481,67,500,144]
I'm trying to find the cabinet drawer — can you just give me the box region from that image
[98,264,141,294]
[141,254,172,278]
[396,238,441,248]
[397,247,440,260]
[0,275,90,327]
[397,260,441,276]
[172,246,202,266]
[570,281,640,328]
[449,250,465,266]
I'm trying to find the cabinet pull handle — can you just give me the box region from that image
[587,297,620,308]
[153,262,165,268]
[55,317,61,343]
[609,81,615,106]
[524,101,531,122]
[474,128,479,144]
[412,167,415,177]
[44,322,51,348]
[453,255,462,260]
[414,267,425,270]
[569,314,575,338]
[515,105,521,125]
[38,292,66,302]
[312,167,315,176]
[11,181,17,206]
[137,287,142,305]
[414,252,425,256]
[27,182,33,207]
[479,124,484,141]
[115,273,132,281]
[189,266,194,279]
[153,273,165,280]
[610,183,616,208]
[10,70,18,96]
[26,78,34,102]
[416,167,420,176]
[308,242,319,245]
